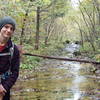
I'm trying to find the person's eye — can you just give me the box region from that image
[10,28,13,31]
[5,26,9,29]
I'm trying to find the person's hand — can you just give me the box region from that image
[0,93,3,100]
[0,84,6,95]
[0,84,6,100]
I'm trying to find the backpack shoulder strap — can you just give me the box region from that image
[7,42,15,73]
[9,42,14,60]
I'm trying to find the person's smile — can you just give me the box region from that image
[0,24,14,38]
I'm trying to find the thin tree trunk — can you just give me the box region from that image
[79,6,96,51]
[35,7,40,50]
[20,11,28,45]
[93,0,100,25]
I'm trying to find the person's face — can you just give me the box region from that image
[0,24,14,39]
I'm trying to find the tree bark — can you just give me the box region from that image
[35,7,40,50]
[20,11,28,45]
[23,53,100,64]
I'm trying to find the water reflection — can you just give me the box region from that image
[11,62,100,100]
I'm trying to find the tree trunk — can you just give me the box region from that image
[35,7,40,50]
[20,11,28,45]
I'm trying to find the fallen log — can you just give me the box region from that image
[23,53,100,65]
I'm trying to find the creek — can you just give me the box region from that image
[11,43,100,100]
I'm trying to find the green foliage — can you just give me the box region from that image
[21,56,41,69]
[80,41,100,61]
[34,0,51,7]
[51,0,71,18]
[80,42,92,52]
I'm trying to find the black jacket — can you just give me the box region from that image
[0,40,20,92]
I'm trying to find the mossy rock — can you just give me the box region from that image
[73,51,81,56]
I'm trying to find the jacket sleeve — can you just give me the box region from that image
[2,45,20,92]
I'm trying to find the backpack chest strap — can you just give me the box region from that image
[0,43,14,57]
[0,52,11,56]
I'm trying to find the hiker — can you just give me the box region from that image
[0,16,20,100]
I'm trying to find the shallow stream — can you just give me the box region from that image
[11,43,100,100]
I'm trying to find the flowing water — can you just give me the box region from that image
[11,43,100,100]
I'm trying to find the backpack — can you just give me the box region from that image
[0,43,14,80]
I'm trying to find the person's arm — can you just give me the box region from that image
[1,45,20,92]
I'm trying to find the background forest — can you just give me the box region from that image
[0,0,100,69]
